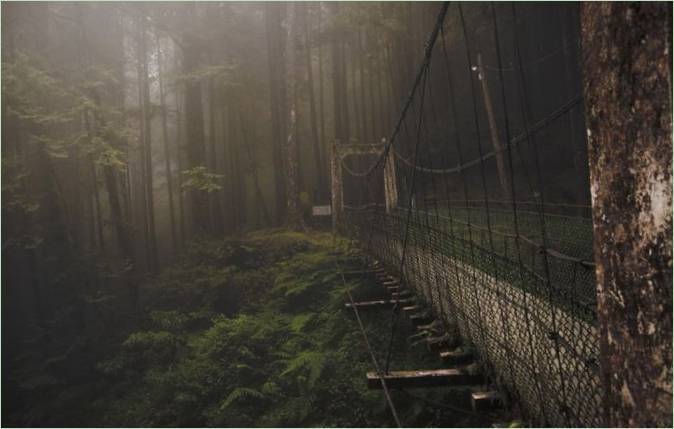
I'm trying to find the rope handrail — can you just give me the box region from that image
[341,2,450,179]
[335,255,402,428]
[391,94,582,174]
[337,2,601,425]
[347,204,596,268]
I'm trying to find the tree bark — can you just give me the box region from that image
[265,2,288,225]
[155,34,177,253]
[581,3,672,427]
[285,3,306,231]
[239,105,271,227]
[317,4,327,175]
[174,82,186,248]
[137,15,158,271]
[303,5,325,197]
[182,4,209,236]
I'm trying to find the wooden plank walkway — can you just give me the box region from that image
[367,368,482,389]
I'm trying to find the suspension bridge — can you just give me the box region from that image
[333,3,602,427]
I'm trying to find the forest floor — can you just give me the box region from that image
[6,229,500,427]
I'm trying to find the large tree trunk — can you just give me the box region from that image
[285,4,306,231]
[317,5,327,183]
[330,2,349,144]
[155,34,177,253]
[303,5,325,198]
[174,83,186,248]
[264,2,288,225]
[581,3,672,427]
[239,105,271,227]
[137,15,158,272]
[182,7,209,236]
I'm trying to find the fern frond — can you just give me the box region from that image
[280,351,328,388]
[219,387,264,410]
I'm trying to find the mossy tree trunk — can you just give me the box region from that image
[581,3,672,427]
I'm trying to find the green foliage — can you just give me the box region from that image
[2,53,128,165]
[219,387,264,410]
[279,350,328,388]
[33,229,473,427]
[181,166,224,193]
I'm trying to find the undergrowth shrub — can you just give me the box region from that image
[90,230,450,427]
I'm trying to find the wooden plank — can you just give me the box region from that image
[426,333,453,350]
[471,390,504,412]
[439,349,473,365]
[410,312,433,324]
[341,269,379,278]
[366,368,482,389]
[417,320,444,332]
[345,299,413,309]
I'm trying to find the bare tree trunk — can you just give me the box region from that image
[303,5,325,198]
[265,2,288,225]
[137,15,157,271]
[581,3,672,427]
[330,2,349,144]
[174,86,186,248]
[285,3,306,231]
[349,41,361,142]
[239,106,271,227]
[82,101,105,252]
[182,4,208,236]
[357,28,369,143]
[208,71,223,235]
[317,4,327,182]
[155,34,177,253]
[227,94,245,231]
[375,37,386,139]
[366,31,378,140]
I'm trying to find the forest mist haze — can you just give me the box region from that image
[1,1,597,426]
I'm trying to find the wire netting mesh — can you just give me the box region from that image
[337,3,602,426]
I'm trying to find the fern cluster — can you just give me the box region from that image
[34,230,488,426]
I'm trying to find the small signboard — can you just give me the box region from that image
[312,205,332,216]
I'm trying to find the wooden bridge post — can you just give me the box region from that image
[331,141,343,231]
[383,146,398,213]
[476,52,510,200]
[332,142,398,228]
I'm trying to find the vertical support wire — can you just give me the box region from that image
[384,65,430,373]
[510,3,573,426]
[489,2,550,424]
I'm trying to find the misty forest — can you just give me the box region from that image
[2,1,672,428]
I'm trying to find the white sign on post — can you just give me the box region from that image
[312,205,332,216]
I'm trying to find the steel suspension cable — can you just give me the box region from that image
[335,255,402,428]
[341,2,449,179]
[384,65,430,374]
[510,3,573,425]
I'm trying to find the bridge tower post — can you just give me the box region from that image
[331,141,343,232]
[383,147,398,213]
[331,142,398,231]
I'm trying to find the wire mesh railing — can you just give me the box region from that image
[337,2,601,426]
